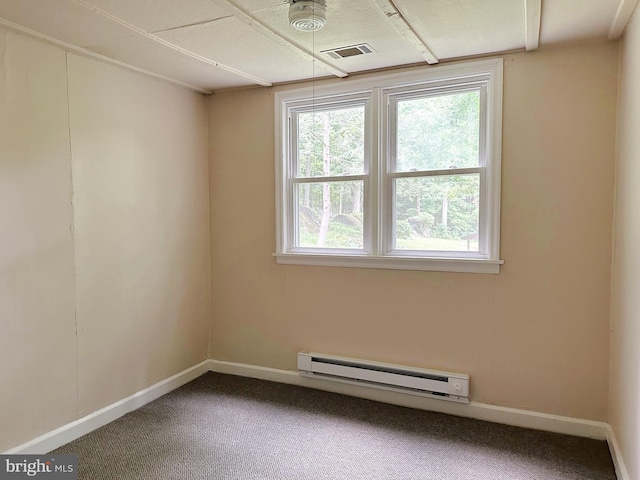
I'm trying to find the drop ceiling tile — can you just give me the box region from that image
[155,17,340,83]
[84,35,257,91]
[85,0,232,33]
[0,0,134,47]
[540,0,619,45]
[396,0,525,59]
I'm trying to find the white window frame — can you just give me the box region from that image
[274,58,504,274]
[286,94,373,255]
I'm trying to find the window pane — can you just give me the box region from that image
[396,91,480,172]
[297,106,365,177]
[394,174,479,252]
[297,181,364,249]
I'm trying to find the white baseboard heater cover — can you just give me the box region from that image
[297,352,469,404]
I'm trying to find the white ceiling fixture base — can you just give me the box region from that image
[289,0,326,32]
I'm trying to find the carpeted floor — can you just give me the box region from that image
[53,372,617,479]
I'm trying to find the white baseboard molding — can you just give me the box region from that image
[4,360,211,455]
[6,357,629,479]
[208,359,609,440]
[605,425,631,480]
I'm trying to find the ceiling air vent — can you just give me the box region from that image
[322,43,375,60]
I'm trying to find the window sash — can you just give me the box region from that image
[382,83,488,258]
[291,106,368,179]
[287,97,372,253]
[387,84,487,172]
[385,171,486,258]
[290,178,368,253]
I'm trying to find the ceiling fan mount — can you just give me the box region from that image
[289,0,327,32]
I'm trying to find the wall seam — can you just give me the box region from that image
[64,52,80,416]
[606,38,624,430]
[205,94,214,361]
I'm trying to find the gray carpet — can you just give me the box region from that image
[53,372,617,479]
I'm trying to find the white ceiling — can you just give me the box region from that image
[0,0,636,93]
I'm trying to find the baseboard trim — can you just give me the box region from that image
[208,359,609,440]
[605,425,630,480]
[6,357,628,477]
[4,360,211,454]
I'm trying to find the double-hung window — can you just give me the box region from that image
[275,59,503,274]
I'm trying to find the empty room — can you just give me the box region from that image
[1,0,639,479]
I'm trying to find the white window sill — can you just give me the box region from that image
[274,253,503,274]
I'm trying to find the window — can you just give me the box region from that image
[275,59,504,274]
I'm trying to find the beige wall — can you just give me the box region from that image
[610,6,640,479]
[0,28,211,451]
[0,30,78,452]
[68,55,211,414]
[208,41,618,421]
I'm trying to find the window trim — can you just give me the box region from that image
[274,58,504,274]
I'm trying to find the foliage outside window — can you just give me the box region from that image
[275,59,504,274]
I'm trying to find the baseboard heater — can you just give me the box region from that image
[297,352,469,404]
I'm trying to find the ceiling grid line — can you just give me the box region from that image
[209,0,348,78]
[150,16,235,35]
[524,0,542,51]
[70,0,273,86]
[371,0,438,65]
